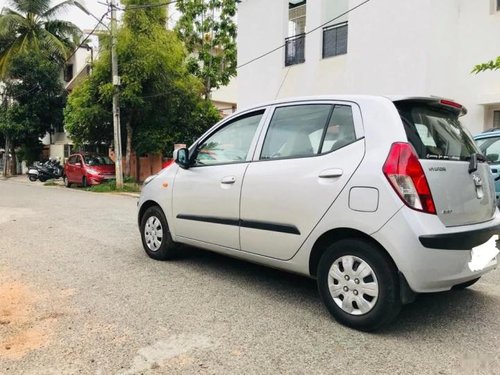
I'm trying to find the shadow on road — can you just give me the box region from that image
[160,245,498,334]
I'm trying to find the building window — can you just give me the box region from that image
[286,1,306,66]
[323,22,348,58]
[497,0,500,10]
[64,144,73,158]
[285,34,306,66]
[64,64,73,82]
[493,111,500,128]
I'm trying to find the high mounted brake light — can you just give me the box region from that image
[439,99,463,110]
[383,143,436,214]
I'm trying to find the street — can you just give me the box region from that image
[0,178,499,375]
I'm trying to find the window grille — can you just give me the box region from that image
[322,22,348,58]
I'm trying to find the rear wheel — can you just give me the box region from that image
[28,175,37,182]
[140,206,179,260]
[317,239,401,331]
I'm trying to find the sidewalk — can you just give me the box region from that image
[1,174,141,198]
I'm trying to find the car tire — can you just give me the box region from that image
[453,277,481,290]
[317,238,402,331]
[140,206,179,260]
[28,175,37,182]
[63,175,71,188]
[82,176,88,188]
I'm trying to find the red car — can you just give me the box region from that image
[63,153,116,187]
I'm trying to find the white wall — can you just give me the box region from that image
[237,0,500,133]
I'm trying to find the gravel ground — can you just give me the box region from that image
[0,176,499,375]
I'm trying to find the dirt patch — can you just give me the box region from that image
[0,280,70,360]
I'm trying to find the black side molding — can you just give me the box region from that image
[419,224,500,250]
[176,214,300,235]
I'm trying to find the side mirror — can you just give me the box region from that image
[175,148,191,169]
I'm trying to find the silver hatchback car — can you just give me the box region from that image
[138,96,499,331]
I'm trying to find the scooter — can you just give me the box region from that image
[27,159,63,182]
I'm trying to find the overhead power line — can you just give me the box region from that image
[237,0,372,69]
[65,10,110,63]
[117,0,178,11]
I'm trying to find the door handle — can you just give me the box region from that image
[319,169,343,178]
[221,176,236,184]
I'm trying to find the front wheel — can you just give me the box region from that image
[63,175,71,188]
[82,176,88,187]
[317,239,402,331]
[140,206,179,260]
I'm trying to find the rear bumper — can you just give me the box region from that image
[373,208,499,293]
[419,224,500,250]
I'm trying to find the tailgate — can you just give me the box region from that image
[395,98,496,227]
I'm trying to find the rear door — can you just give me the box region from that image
[395,99,496,227]
[239,102,365,260]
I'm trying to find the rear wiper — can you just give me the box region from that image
[468,153,487,174]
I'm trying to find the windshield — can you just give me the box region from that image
[396,102,480,161]
[84,155,114,166]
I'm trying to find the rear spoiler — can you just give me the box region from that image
[391,97,467,116]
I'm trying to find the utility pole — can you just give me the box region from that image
[1,84,9,178]
[110,0,124,188]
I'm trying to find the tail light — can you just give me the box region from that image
[383,143,436,214]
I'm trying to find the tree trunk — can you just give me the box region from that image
[10,142,16,176]
[125,120,133,177]
[2,135,10,177]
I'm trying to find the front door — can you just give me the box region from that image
[172,110,266,249]
[240,103,365,260]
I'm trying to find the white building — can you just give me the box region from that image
[237,0,500,134]
[43,45,94,161]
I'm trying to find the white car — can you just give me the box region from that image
[138,95,499,331]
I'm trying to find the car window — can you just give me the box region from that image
[321,105,356,153]
[396,102,480,161]
[261,104,355,160]
[68,156,76,165]
[84,155,114,166]
[194,111,264,166]
[477,136,500,164]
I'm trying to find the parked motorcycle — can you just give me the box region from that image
[27,159,63,182]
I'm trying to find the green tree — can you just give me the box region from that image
[175,0,237,99]
[473,57,500,73]
[65,0,221,176]
[0,0,85,78]
[0,52,66,173]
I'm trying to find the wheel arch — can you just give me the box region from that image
[138,200,165,227]
[308,227,398,277]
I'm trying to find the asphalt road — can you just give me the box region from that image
[0,177,499,375]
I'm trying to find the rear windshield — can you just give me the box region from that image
[84,155,114,166]
[396,102,480,161]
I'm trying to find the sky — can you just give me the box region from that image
[0,0,109,31]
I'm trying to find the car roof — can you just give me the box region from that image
[238,95,467,115]
[474,128,500,138]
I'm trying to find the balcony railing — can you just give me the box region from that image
[285,33,306,66]
[323,22,348,59]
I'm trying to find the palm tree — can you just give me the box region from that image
[0,0,86,77]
